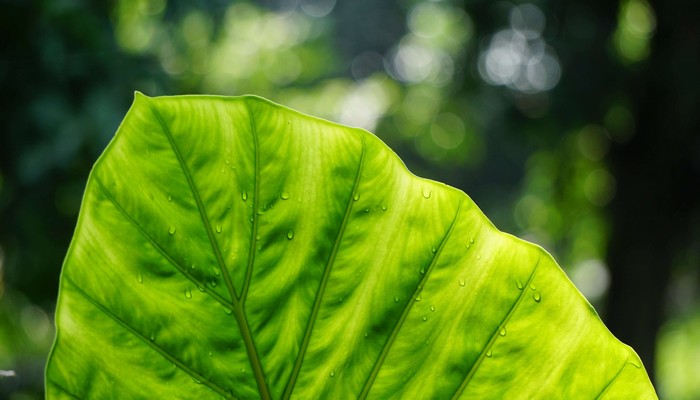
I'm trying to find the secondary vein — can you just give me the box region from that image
[146,99,271,399]
[241,99,260,304]
[94,176,234,312]
[358,199,463,399]
[450,251,543,399]
[64,276,234,399]
[281,135,367,400]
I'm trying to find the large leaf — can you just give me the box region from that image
[46,93,656,399]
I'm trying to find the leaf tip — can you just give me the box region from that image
[133,91,151,101]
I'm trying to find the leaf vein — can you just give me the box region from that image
[145,99,271,399]
[450,250,543,399]
[594,351,631,399]
[359,199,464,399]
[281,135,367,400]
[241,99,261,303]
[49,379,82,400]
[64,276,234,399]
[94,177,234,312]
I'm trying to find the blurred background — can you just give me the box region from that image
[1,0,699,398]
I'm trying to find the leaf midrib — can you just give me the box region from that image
[147,99,270,399]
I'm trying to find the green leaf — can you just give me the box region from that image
[46,93,657,399]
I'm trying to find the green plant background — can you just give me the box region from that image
[1,0,698,399]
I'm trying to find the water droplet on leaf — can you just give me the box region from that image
[353,193,360,201]
[430,305,435,312]
[329,370,335,377]
[381,204,387,211]
[137,273,143,283]
[516,280,524,290]
[168,226,176,235]
[242,191,248,201]
[415,294,422,302]
[486,349,492,357]
[422,188,432,198]
[215,224,222,233]
[459,279,466,287]
[287,230,294,240]
[281,191,290,200]
[167,195,173,202]
[499,327,506,336]
[184,288,192,299]
[533,292,541,302]
[422,316,428,321]
[394,296,400,303]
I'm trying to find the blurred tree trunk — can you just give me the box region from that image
[605,0,700,383]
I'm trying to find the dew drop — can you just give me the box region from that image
[249,216,254,223]
[197,285,205,292]
[466,243,471,249]
[486,349,492,357]
[137,273,143,284]
[192,377,202,384]
[394,296,400,303]
[242,191,248,201]
[286,230,294,240]
[150,333,155,341]
[419,267,425,275]
[422,316,428,321]
[167,195,173,202]
[215,224,222,234]
[431,246,437,253]
[470,237,475,244]
[476,254,481,260]
[208,351,212,357]
[190,263,196,271]
[530,284,537,291]
[499,327,506,336]
[353,193,360,201]
[459,279,466,287]
[281,191,290,200]
[184,288,192,299]
[430,305,436,312]
[214,268,221,277]
[364,208,370,213]
[329,370,336,378]
[422,188,432,198]
[210,280,217,287]
[533,292,542,303]
[381,204,387,211]
[168,226,176,235]
[225,308,232,315]
[415,294,422,302]
[240,368,246,374]
[516,280,524,290]
[363,331,369,338]
[225,159,230,165]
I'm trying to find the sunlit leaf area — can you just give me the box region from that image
[1,0,698,398]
